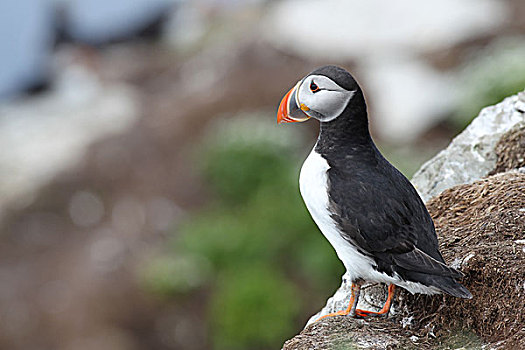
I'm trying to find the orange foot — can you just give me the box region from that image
[316,283,396,321]
[355,284,396,318]
[355,309,389,318]
[316,282,361,321]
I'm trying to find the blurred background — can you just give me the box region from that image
[0,0,524,349]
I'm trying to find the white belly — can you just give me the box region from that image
[299,147,377,282]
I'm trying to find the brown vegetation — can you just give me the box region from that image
[490,124,525,175]
[399,170,525,349]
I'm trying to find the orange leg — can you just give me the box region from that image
[316,282,361,321]
[355,284,396,318]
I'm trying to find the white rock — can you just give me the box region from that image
[412,90,525,202]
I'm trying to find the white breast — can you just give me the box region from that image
[299,147,377,282]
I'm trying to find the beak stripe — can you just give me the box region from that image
[277,81,311,124]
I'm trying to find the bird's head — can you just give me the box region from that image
[277,65,359,124]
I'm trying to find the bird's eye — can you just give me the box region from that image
[310,81,320,93]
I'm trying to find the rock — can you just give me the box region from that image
[412,90,525,202]
[285,91,525,349]
[283,316,415,350]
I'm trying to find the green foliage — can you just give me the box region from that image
[139,254,212,296]
[171,114,343,349]
[199,115,302,205]
[454,38,525,129]
[291,232,344,289]
[202,141,292,205]
[210,265,300,350]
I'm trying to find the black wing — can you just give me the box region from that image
[326,156,462,279]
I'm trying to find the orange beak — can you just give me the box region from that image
[277,81,311,124]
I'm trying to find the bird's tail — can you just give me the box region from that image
[415,273,473,299]
[403,270,473,299]
[393,249,472,298]
[435,276,472,299]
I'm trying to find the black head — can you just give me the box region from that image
[277,65,372,153]
[277,65,366,124]
[309,65,361,93]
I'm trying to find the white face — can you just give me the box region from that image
[296,75,355,122]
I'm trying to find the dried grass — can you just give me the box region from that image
[396,171,525,349]
[489,124,525,175]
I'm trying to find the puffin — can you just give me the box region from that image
[277,65,471,320]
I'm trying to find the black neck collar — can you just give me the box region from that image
[315,90,376,162]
